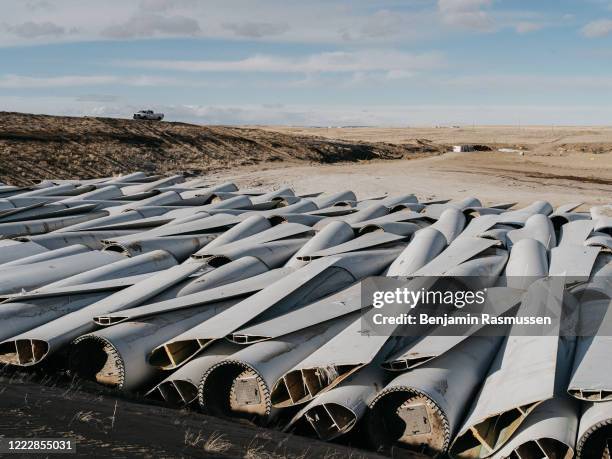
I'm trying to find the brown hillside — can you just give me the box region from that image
[0,112,441,185]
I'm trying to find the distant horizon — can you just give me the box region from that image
[4,110,612,129]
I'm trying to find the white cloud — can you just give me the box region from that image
[385,69,415,80]
[0,0,434,46]
[100,103,612,126]
[515,21,543,34]
[358,10,403,39]
[25,1,55,11]
[101,13,200,38]
[118,50,445,74]
[4,95,612,126]
[0,0,569,47]
[437,0,494,30]
[76,94,120,102]
[136,0,198,12]
[336,69,416,88]
[582,19,612,37]
[5,21,66,38]
[444,74,612,90]
[0,74,202,88]
[0,75,117,88]
[222,22,289,38]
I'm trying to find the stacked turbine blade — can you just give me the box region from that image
[0,173,610,458]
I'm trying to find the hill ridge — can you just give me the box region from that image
[0,112,440,185]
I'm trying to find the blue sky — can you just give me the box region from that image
[2,0,612,125]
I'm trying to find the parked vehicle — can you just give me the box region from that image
[133,110,164,121]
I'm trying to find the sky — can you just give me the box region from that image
[2,0,612,126]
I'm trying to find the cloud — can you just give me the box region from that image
[4,93,612,126]
[444,74,612,90]
[76,94,120,102]
[0,74,200,88]
[582,19,612,37]
[25,1,54,11]
[10,96,612,126]
[358,10,403,39]
[438,0,494,31]
[119,50,445,74]
[514,22,543,34]
[137,0,200,12]
[101,13,200,38]
[5,21,65,38]
[330,69,415,88]
[168,103,612,126]
[222,21,289,38]
[0,0,560,48]
[0,0,433,47]
[438,0,492,13]
[385,70,415,80]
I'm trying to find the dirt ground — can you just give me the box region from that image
[0,370,407,459]
[207,150,610,208]
[1,113,610,208]
[0,112,441,186]
[216,125,612,207]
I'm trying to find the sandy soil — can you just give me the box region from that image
[219,125,612,207]
[210,151,612,207]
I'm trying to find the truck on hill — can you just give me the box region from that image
[133,110,164,121]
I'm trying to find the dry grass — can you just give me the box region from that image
[184,429,233,455]
[184,429,203,447]
[69,408,119,435]
[243,437,309,459]
[243,443,273,459]
[1,378,387,459]
[110,400,118,430]
[0,111,440,185]
[71,410,97,425]
[203,431,232,454]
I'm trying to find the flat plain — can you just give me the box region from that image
[224,125,612,207]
